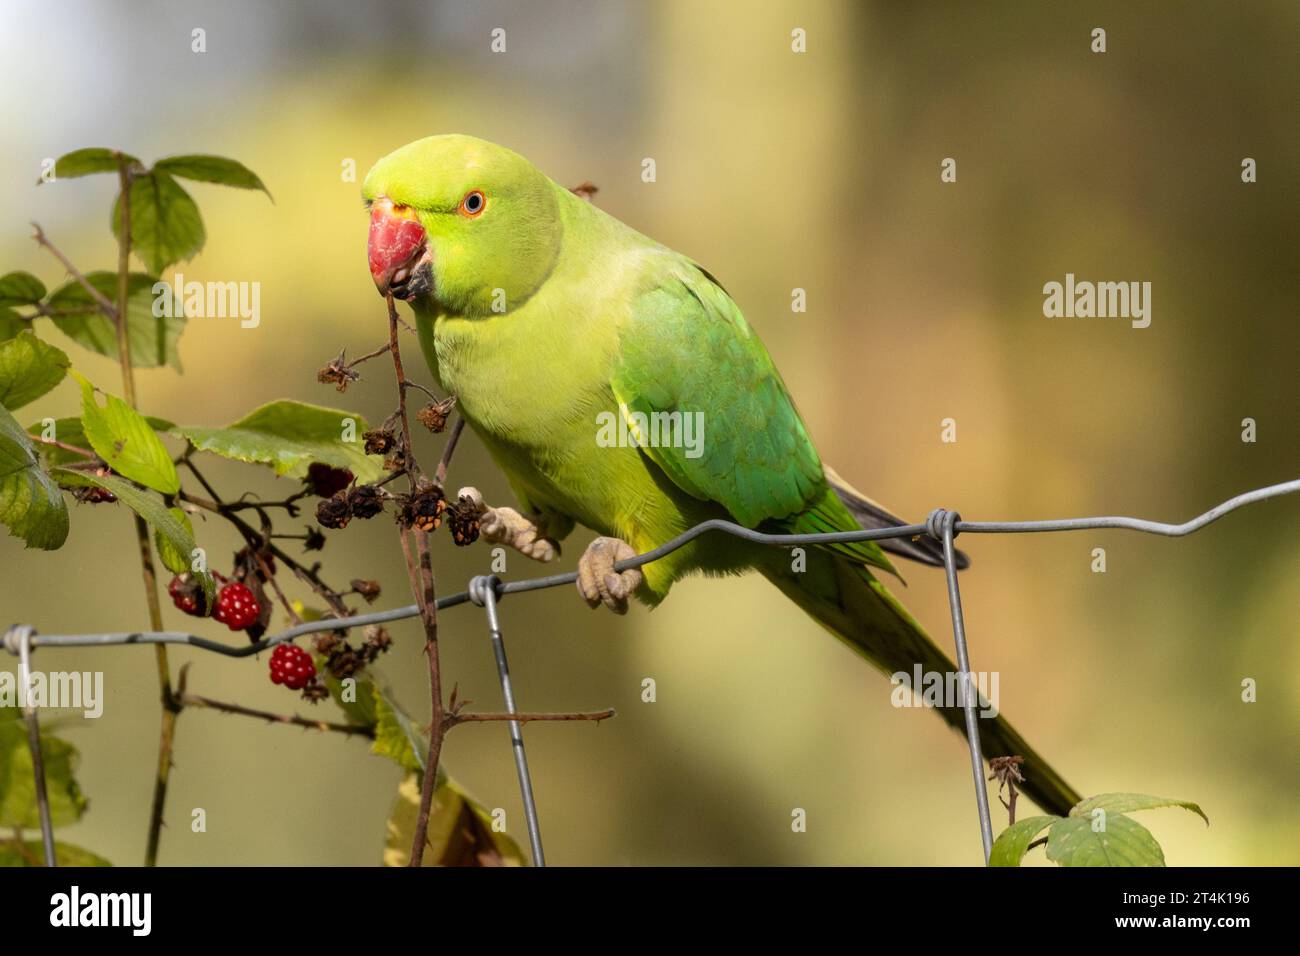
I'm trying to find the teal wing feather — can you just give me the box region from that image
[612,258,893,574]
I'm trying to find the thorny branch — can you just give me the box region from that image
[30,223,118,319]
[380,292,452,868]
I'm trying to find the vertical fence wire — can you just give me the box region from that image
[469,575,546,867]
[11,626,57,867]
[930,510,994,862]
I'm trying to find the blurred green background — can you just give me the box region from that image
[1,0,1297,866]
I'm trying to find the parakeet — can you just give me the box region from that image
[363,134,1080,816]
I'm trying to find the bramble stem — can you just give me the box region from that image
[449,709,616,727]
[179,693,375,737]
[380,293,453,867]
[30,223,118,319]
[101,156,176,867]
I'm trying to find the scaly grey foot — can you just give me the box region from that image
[576,536,643,614]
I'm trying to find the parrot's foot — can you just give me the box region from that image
[456,487,559,562]
[576,536,643,614]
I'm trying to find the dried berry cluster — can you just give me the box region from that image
[310,626,392,680]
[315,484,387,529]
[416,395,457,433]
[397,482,446,532]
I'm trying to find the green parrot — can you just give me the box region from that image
[363,134,1080,816]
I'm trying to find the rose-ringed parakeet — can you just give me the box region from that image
[363,134,1080,816]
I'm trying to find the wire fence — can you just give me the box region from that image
[6,477,1299,867]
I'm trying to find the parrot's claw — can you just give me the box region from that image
[576,536,643,614]
[456,487,559,563]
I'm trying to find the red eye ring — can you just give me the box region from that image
[460,190,486,217]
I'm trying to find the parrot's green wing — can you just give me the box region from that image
[612,259,893,574]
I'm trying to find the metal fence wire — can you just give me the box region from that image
[6,477,1299,867]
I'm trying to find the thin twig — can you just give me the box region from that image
[30,223,118,320]
[254,551,301,625]
[346,341,393,367]
[381,292,448,868]
[27,434,98,460]
[435,417,465,488]
[178,693,375,737]
[449,708,616,727]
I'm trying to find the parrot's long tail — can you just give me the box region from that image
[761,550,1081,817]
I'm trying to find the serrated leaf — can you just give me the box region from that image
[0,711,87,828]
[46,147,140,181]
[0,272,47,308]
[174,400,383,483]
[155,506,195,574]
[0,331,69,410]
[73,371,178,494]
[25,414,174,468]
[1046,814,1165,867]
[0,839,111,867]
[47,272,185,370]
[0,403,68,550]
[112,172,205,275]
[155,154,271,198]
[51,468,213,602]
[372,686,425,774]
[384,772,526,867]
[989,815,1059,867]
[1070,792,1209,826]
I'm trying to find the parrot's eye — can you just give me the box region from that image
[460,190,485,217]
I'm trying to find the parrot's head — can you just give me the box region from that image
[362,134,562,316]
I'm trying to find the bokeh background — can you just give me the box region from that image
[1,0,1296,866]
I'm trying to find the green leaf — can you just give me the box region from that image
[0,711,87,828]
[0,272,47,308]
[112,172,205,275]
[0,331,69,410]
[174,400,383,483]
[46,147,140,181]
[52,468,213,602]
[989,815,1059,867]
[47,272,185,370]
[0,403,69,550]
[384,771,527,867]
[25,414,173,468]
[155,506,195,574]
[155,155,271,198]
[0,309,23,342]
[0,839,111,867]
[1046,814,1165,867]
[73,371,179,494]
[372,686,425,774]
[1070,792,1209,826]
[327,673,378,727]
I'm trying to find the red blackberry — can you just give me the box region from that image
[269,644,317,690]
[168,575,209,617]
[212,581,261,631]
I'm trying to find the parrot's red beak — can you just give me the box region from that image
[368,200,430,298]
